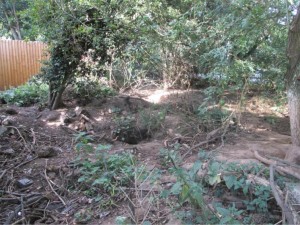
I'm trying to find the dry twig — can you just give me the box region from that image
[43,165,66,206]
[30,128,36,145]
[6,126,31,152]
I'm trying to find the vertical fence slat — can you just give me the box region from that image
[0,40,48,90]
[7,40,12,89]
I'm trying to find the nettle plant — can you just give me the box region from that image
[74,132,136,206]
[161,149,275,224]
[206,160,274,221]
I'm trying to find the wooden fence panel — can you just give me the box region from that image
[0,40,47,90]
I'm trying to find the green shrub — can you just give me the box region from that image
[138,107,167,134]
[197,103,229,130]
[72,76,116,101]
[0,77,48,106]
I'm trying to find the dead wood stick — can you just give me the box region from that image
[6,126,31,152]
[15,156,38,169]
[191,127,226,151]
[4,195,42,225]
[0,197,20,203]
[80,114,91,122]
[273,220,283,225]
[30,128,36,145]
[0,169,7,180]
[43,169,66,206]
[270,165,295,225]
[254,150,300,180]
[190,139,211,150]
[247,174,284,196]
[184,134,222,160]
[10,218,25,225]
[0,156,37,180]
[60,125,79,134]
[266,155,300,169]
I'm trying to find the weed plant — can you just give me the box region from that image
[138,107,167,134]
[0,77,48,106]
[74,132,136,207]
[161,147,278,224]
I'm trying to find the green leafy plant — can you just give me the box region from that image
[138,107,167,135]
[74,208,93,223]
[243,185,271,213]
[264,115,278,126]
[213,203,244,224]
[159,145,182,168]
[160,149,211,223]
[0,77,48,106]
[74,132,136,206]
[161,148,276,224]
[197,102,229,131]
[113,115,136,134]
[113,115,136,141]
[217,162,272,213]
[207,161,222,186]
[72,76,116,102]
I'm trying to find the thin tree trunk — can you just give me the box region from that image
[10,2,22,40]
[51,87,65,110]
[2,1,22,40]
[286,4,300,146]
[48,74,69,110]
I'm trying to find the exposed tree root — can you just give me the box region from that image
[253,150,300,180]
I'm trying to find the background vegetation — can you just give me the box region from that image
[1,0,296,107]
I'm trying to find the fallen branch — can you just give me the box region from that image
[190,139,211,150]
[266,155,300,170]
[43,168,66,206]
[183,134,222,160]
[30,128,36,145]
[6,126,31,152]
[247,174,284,196]
[0,169,7,180]
[15,156,38,169]
[270,165,295,225]
[11,218,25,225]
[4,195,43,225]
[60,125,79,134]
[1,156,38,180]
[0,197,20,203]
[253,150,300,180]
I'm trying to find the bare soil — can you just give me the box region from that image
[0,88,296,224]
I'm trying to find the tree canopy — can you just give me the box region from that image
[14,0,299,109]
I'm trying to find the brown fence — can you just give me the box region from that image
[0,40,48,90]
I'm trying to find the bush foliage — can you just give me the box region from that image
[0,77,48,106]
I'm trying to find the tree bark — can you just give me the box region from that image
[48,74,69,110]
[1,0,22,40]
[286,4,300,146]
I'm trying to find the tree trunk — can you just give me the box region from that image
[2,1,22,40]
[49,84,66,110]
[48,74,69,110]
[286,4,300,147]
[10,27,22,40]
